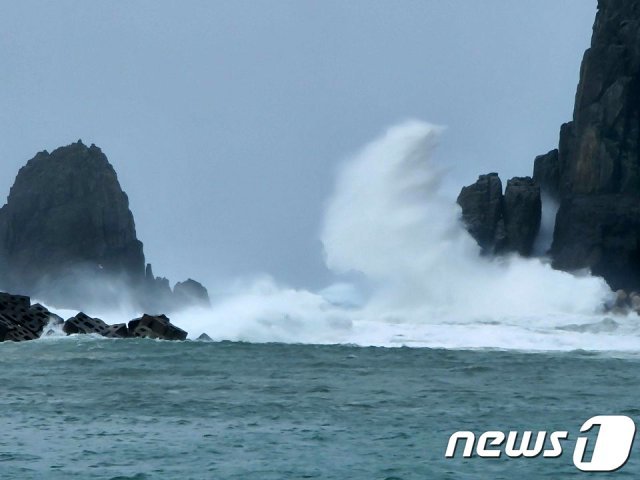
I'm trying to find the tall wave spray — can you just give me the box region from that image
[322,121,612,321]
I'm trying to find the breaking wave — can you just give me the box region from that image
[44,121,640,351]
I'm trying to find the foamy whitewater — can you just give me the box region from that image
[42,121,640,352]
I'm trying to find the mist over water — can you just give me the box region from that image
[44,122,640,352]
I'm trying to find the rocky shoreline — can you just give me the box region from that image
[0,292,189,343]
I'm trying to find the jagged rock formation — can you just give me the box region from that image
[0,140,210,311]
[457,174,541,256]
[0,141,145,303]
[461,0,640,290]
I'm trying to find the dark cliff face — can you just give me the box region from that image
[0,141,145,299]
[561,0,640,196]
[535,0,640,197]
[552,194,640,288]
[542,0,640,289]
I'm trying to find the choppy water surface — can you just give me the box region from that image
[0,337,638,479]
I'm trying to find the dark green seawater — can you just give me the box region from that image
[0,337,638,479]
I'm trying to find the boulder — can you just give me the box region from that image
[128,314,188,341]
[502,177,541,256]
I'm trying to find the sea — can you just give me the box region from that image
[0,337,638,479]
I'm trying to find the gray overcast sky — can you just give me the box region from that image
[0,1,596,290]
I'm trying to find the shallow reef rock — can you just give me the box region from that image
[457,174,541,256]
[461,0,640,290]
[0,140,210,312]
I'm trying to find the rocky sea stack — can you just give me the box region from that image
[0,140,209,314]
[459,0,640,292]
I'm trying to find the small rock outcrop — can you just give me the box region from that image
[457,174,541,256]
